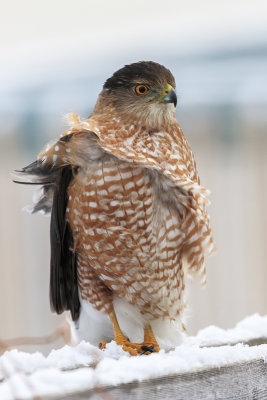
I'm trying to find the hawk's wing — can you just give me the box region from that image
[61,114,215,281]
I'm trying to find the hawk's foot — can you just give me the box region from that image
[108,310,160,355]
[98,337,159,355]
[115,335,160,356]
[99,340,107,350]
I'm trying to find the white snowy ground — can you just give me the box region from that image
[0,314,267,400]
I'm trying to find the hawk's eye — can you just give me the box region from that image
[135,85,150,95]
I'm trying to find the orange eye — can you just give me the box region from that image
[135,84,150,95]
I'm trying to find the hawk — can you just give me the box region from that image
[14,61,214,355]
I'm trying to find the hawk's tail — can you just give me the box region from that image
[12,161,81,321]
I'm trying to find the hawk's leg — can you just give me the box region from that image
[99,309,160,356]
[140,325,160,354]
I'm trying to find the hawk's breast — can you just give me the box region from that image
[66,156,185,318]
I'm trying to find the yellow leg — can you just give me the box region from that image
[142,325,160,353]
[110,311,139,355]
[99,309,160,356]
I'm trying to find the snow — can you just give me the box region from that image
[0,314,267,399]
[187,313,267,347]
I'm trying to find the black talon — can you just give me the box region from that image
[141,345,154,354]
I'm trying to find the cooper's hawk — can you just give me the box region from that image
[14,61,214,355]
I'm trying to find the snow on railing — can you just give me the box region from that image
[0,314,267,400]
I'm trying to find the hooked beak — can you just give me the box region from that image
[160,84,177,107]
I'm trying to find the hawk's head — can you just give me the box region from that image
[94,61,177,128]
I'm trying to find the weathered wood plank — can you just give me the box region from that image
[46,358,267,400]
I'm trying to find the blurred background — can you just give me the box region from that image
[0,0,266,351]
